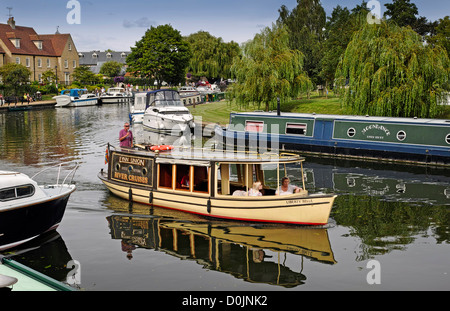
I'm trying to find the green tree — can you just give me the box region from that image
[228,24,312,112]
[127,24,191,88]
[336,20,450,118]
[185,31,240,82]
[277,0,326,86]
[384,0,433,36]
[41,70,57,84]
[320,5,367,90]
[72,65,99,85]
[427,16,450,56]
[0,63,31,96]
[100,61,123,78]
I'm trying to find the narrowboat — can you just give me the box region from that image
[0,163,78,251]
[98,145,337,225]
[216,112,450,165]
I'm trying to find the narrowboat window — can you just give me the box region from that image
[347,128,356,137]
[158,164,173,188]
[16,185,34,198]
[285,123,307,135]
[0,188,16,201]
[397,131,406,141]
[175,164,190,191]
[245,121,264,133]
[446,134,450,145]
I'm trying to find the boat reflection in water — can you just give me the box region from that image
[105,198,336,288]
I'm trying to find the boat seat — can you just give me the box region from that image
[232,190,248,196]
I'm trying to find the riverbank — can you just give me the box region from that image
[0,100,56,112]
[188,92,450,125]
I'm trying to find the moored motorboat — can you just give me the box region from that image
[129,92,147,124]
[99,87,132,104]
[53,89,98,107]
[98,145,336,225]
[0,163,78,251]
[142,89,195,134]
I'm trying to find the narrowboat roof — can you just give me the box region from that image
[230,111,450,126]
[114,147,305,164]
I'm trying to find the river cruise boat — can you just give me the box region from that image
[0,163,78,251]
[216,112,450,166]
[99,87,132,104]
[53,89,98,107]
[98,145,336,225]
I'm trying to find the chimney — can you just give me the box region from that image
[7,17,15,29]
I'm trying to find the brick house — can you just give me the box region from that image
[0,17,79,85]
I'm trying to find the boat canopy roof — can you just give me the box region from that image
[115,146,304,164]
[60,89,88,97]
[146,89,183,107]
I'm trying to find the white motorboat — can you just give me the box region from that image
[99,87,132,104]
[129,92,147,124]
[53,89,98,107]
[178,86,199,96]
[142,89,195,134]
[0,163,78,251]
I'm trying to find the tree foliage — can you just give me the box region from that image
[100,61,123,78]
[277,0,326,85]
[0,63,31,96]
[228,24,312,112]
[426,16,450,56]
[72,65,99,85]
[320,5,367,88]
[185,31,240,81]
[336,20,450,118]
[126,24,191,88]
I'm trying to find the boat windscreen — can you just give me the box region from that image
[155,100,184,107]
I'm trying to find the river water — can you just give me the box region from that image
[0,104,449,292]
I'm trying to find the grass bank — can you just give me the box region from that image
[188,91,344,125]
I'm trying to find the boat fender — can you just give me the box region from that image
[207,199,211,214]
[150,145,174,151]
[128,188,133,201]
[149,191,153,204]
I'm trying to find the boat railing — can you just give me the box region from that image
[31,162,79,191]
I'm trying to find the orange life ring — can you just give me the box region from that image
[150,145,174,151]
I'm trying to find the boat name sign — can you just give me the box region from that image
[111,152,153,186]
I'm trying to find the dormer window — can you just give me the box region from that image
[33,40,43,50]
[92,52,98,58]
[106,52,112,58]
[10,38,20,48]
[121,52,127,58]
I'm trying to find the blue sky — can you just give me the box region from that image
[3,0,450,51]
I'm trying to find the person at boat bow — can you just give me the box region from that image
[119,122,133,148]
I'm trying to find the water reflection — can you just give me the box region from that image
[1,231,73,284]
[106,212,336,288]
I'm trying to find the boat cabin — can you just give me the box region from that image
[108,147,307,198]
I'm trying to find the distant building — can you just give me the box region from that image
[78,50,129,75]
[0,17,79,85]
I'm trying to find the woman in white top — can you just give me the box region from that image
[276,177,301,195]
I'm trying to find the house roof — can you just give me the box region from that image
[78,51,130,65]
[0,20,72,57]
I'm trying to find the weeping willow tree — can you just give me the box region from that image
[185,31,240,81]
[228,24,312,112]
[335,20,450,118]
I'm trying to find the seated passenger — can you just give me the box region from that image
[180,174,190,188]
[232,190,247,196]
[276,177,301,195]
[248,181,263,196]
